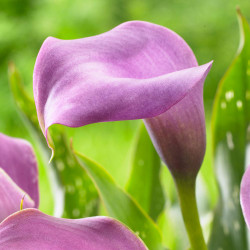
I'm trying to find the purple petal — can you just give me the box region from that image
[0,169,35,222]
[33,21,212,144]
[0,133,39,207]
[240,166,250,228]
[0,208,147,250]
[144,75,207,179]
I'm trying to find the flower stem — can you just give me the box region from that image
[175,177,207,250]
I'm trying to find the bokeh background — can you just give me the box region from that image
[1,0,250,248]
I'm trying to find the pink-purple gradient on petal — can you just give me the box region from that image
[0,169,35,222]
[33,21,212,150]
[0,133,146,249]
[240,166,250,229]
[0,208,147,250]
[0,133,39,207]
[144,65,207,179]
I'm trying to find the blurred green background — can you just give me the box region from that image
[1,0,250,248]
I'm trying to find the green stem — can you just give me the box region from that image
[175,177,207,250]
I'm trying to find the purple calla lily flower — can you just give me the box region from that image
[34,22,212,177]
[33,21,213,249]
[0,133,147,249]
[240,166,250,228]
[0,133,38,221]
[0,209,146,250]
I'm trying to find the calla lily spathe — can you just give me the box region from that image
[0,133,38,221]
[0,133,147,249]
[33,21,212,177]
[0,209,146,250]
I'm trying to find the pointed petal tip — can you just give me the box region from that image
[200,60,213,74]
[48,150,54,164]
[201,60,213,79]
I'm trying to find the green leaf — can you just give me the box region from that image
[8,62,40,130]
[73,149,164,250]
[209,10,250,250]
[50,127,100,218]
[126,122,165,221]
[8,62,55,215]
[8,64,99,218]
[157,207,189,250]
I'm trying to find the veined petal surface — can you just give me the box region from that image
[0,133,39,207]
[0,209,147,250]
[0,169,35,222]
[33,21,212,142]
